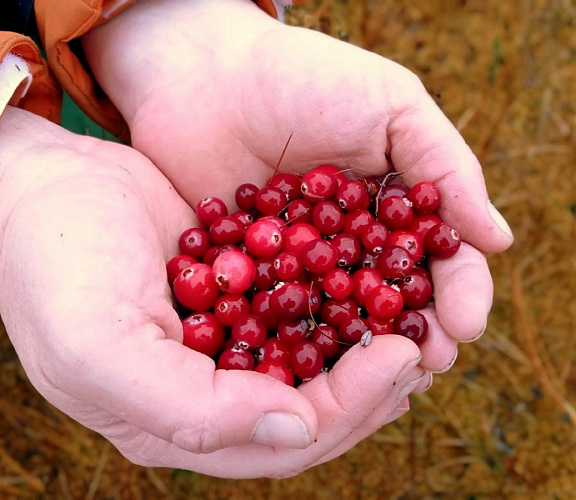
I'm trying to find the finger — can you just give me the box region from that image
[386,89,514,254]
[430,242,493,342]
[417,305,460,373]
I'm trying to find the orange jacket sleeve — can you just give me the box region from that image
[0,31,61,123]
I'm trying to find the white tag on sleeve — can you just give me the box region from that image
[0,53,33,116]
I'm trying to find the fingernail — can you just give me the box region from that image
[397,373,428,401]
[396,354,422,383]
[461,322,487,344]
[436,351,459,373]
[487,201,513,239]
[252,412,311,449]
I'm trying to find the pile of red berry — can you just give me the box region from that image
[166,165,461,386]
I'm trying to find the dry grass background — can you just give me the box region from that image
[1,0,576,498]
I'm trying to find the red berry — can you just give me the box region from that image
[212,250,256,293]
[310,324,340,358]
[196,197,228,228]
[393,310,428,346]
[300,239,338,276]
[269,282,309,319]
[398,270,433,309]
[178,227,211,259]
[424,223,461,258]
[322,268,354,300]
[367,315,395,336]
[214,293,251,327]
[388,230,424,262]
[320,298,359,328]
[365,284,404,322]
[336,179,370,212]
[255,360,295,386]
[277,318,311,347]
[256,338,291,365]
[182,312,225,357]
[252,258,277,291]
[244,219,283,257]
[285,198,314,224]
[231,314,268,349]
[273,252,304,282]
[217,347,255,370]
[255,185,288,215]
[360,222,390,254]
[209,216,245,246]
[267,173,302,202]
[289,341,324,380]
[342,209,375,239]
[173,263,220,311]
[338,316,370,344]
[311,200,344,236]
[166,254,197,284]
[351,268,383,307]
[407,213,443,241]
[251,290,279,329]
[407,181,441,213]
[235,183,259,212]
[301,168,338,201]
[331,233,362,268]
[282,223,321,255]
[377,246,415,279]
[376,195,413,229]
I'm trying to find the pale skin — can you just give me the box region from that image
[0,0,513,480]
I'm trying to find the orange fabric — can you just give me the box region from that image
[34,0,133,141]
[0,32,61,123]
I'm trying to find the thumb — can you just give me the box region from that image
[388,90,514,253]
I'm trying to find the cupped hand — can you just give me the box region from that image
[0,107,427,478]
[82,0,513,373]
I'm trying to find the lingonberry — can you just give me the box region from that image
[310,324,340,358]
[377,246,415,280]
[300,239,338,276]
[267,173,302,202]
[336,179,370,212]
[244,218,283,257]
[217,347,255,370]
[407,181,441,213]
[393,310,428,346]
[252,257,277,291]
[256,338,291,365]
[196,197,228,228]
[351,268,383,307]
[424,223,461,258]
[407,213,443,242]
[376,195,413,230]
[342,209,375,239]
[255,185,288,215]
[282,223,321,255]
[209,216,245,246]
[214,293,251,327]
[365,284,404,322]
[285,198,314,224]
[322,268,354,300]
[331,233,362,268]
[255,360,295,386]
[277,318,311,347]
[301,167,338,201]
[320,298,359,328]
[289,341,325,380]
[231,314,268,350]
[235,183,259,212]
[212,250,256,294]
[388,230,424,262]
[367,315,395,336]
[166,254,197,284]
[182,312,225,357]
[173,263,220,311]
[251,290,279,329]
[269,282,309,319]
[178,227,211,259]
[311,200,344,236]
[273,252,303,282]
[398,270,433,309]
[360,222,390,254]
[338,316,370,344]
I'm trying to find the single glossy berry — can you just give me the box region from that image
[273,252,303,282]
[398,270,433,309]
[252,258,277,291]
[309,164,347,186]
[367,315,395,336]
[182,312,225,357]
[336,179,370,212]
[255,185,288,215]
[268,173,302,202]
[388,230,424,262]
[322,268,354,300]
[290,341,325,380]
[361,222,390,254]
[312,200,344,236]
[366,284,404,322]
[342,209,375,239]
[377,246,415,279]
[231,313,268,349]
[408,181,441,213]
[338,316,370,344]
[352,268,383,307]
[269,282,309,319]
[319,298,359,328]
[244,219,283,257]
[300,239,338,276]
[178,227,211,259]
[285,199,313,224]
[301,169,338,202]
[212,250,256,294]
[424,223,461,258]
[277,318,311,347]
[376,183,409,206]
[235,183,259,212]
[393,310,428,346]
[166,254,197,284]
[209,216,245,246]
[376,195,413,229]
[331,233,362,268]
[256,338,291,365]
[202,245,221,266]
[407,213,443,241]
[255,360,295,386]
[230,210,255,229]
[214,293,251,327]
[282,223,321,255]
[196,197,228,228]
[173,263,220,311]
[358,249,379,269]
[217,347,255,370]
[310,324,340,358]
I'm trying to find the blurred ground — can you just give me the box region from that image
[1,0,576,498]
